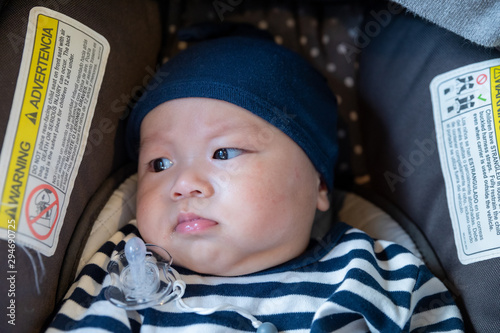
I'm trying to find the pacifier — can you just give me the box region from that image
[105,237,278,333]
[105,237,178,310]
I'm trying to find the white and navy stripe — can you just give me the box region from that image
[48,222,463,332]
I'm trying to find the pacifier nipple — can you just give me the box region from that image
[122,237,159,298]
[105,237,177,309]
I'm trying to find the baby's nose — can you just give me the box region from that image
[170,166,214,200]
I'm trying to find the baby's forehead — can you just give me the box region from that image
[139,97,277,141]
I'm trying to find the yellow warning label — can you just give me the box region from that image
[0,15,57,229]
[492,65,500,156]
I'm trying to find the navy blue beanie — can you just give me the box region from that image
[126,35,338,190]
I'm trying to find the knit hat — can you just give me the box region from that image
[126,31,338,190]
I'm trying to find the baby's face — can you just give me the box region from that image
[137,97,329,276]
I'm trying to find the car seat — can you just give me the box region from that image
[0,0,499,332]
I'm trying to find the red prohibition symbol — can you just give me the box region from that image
[476,74,487,85]
[25,184,60,240]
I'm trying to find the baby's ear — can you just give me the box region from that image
[316,178,330,212]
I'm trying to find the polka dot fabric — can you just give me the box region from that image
[160,0,369,190]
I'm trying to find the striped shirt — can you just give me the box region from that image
[48,222,464,332]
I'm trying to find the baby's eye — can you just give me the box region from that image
[150,158,173,172]
[213,148,243,160]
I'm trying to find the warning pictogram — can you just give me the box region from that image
[25,112,38,125]
[494,67,500,80]
[476,73,487,85]
[25,184,59,240]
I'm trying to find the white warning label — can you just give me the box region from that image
[0,7,110,256]
[431,58,500,265]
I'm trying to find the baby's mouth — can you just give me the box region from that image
[175,212,218,234]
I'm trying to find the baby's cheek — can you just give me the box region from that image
[135,196,157,233]
[136,183,161,216]
[135,201,149,224]
[136,217,160,246]
[243,185,290,223]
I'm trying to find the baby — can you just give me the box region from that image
[49,31,464,332]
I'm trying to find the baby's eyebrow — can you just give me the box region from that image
[139,133,171,152]
[138,119,263,152]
